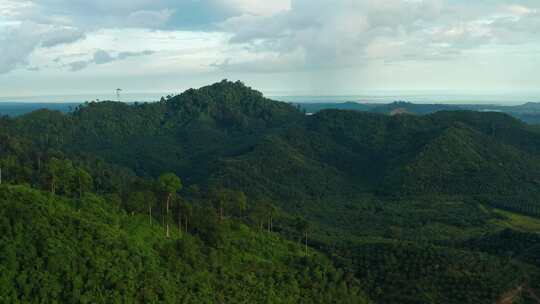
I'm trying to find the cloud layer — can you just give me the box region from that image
[217,0,540,71]
[66,50,154,71]
[0,0,539,96]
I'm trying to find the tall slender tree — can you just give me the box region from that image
[235,191,247,218]
[158,173,182,237]
[47,158,63,194]
[75,168,93,198]
[296,218,311,256]
[211,187,228,221]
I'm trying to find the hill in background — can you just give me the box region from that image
[297,100,540,124]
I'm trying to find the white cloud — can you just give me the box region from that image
[41,27,86,47]
[227,0,290,16]
[93,50,114,64]
[127,9,175,29]
[505,4,537,16]
[213,48,306,73]
[0,22,42,73]
[65,49,155,71]
[0,21,87,73]
[215,0,540,71]
[0,0,291,74]
[67,60,89,72]
[0,0,539,96]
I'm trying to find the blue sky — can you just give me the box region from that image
[0,0,539,98]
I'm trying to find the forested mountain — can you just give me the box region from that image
[297,101,540,124]
[0,185,367,303]
[1,80,540,303]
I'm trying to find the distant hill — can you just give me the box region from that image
[0,102,79,116]
[297,101,540,124]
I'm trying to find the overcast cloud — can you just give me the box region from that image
[0,0,539,97]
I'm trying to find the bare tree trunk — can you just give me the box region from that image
[305,231,308,256]
[78,175,82,198]
[166,193,171,238]
[166,194,170,214]
[178,209,182,234]
[149,205,152,226]
[185,215,188,233]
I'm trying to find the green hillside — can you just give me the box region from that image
[0,185,368,303]
[1,81,540,303]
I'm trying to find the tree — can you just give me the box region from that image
[144,191,157,226]
[58,160,75,196]
[296,218,311,256]
[104,193,122,210]
[209,188,247,221]
[186,184,200,199]
[158,173,182,237]
[47,158,63,194]
[126,191,146,215]
[175,197,184,234]
[210,187,228,221]
[265,202,277,232]
[75,168,93,198]
[235,191,247,218]
[249,203,267,232]
[191,206,224,246]
[249,201,277,233]
[182,203,193,233]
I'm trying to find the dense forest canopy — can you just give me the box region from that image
[1,80,540,303]
[297,101,540,124]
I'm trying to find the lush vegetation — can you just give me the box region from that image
[297,100,540,124]
[0,185,368,303]
[1,80,540,303]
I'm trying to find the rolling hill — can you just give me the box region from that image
[1,80,540,303]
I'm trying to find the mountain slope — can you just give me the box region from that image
[2,81,540,303]
[387,123,540,197]
[0,185,369,303]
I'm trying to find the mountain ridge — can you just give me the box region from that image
[1,80,540,303]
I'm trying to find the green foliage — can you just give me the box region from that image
[2,81,540,303]
[0,185,369,303]
[462,229,540,267]
[158,173,182,195]
[346,240,524,304]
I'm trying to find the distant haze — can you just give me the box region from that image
[1,92,538,106]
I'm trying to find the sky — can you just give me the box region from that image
[0,0,539,100]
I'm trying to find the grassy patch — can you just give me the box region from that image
[492,209,540,232]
